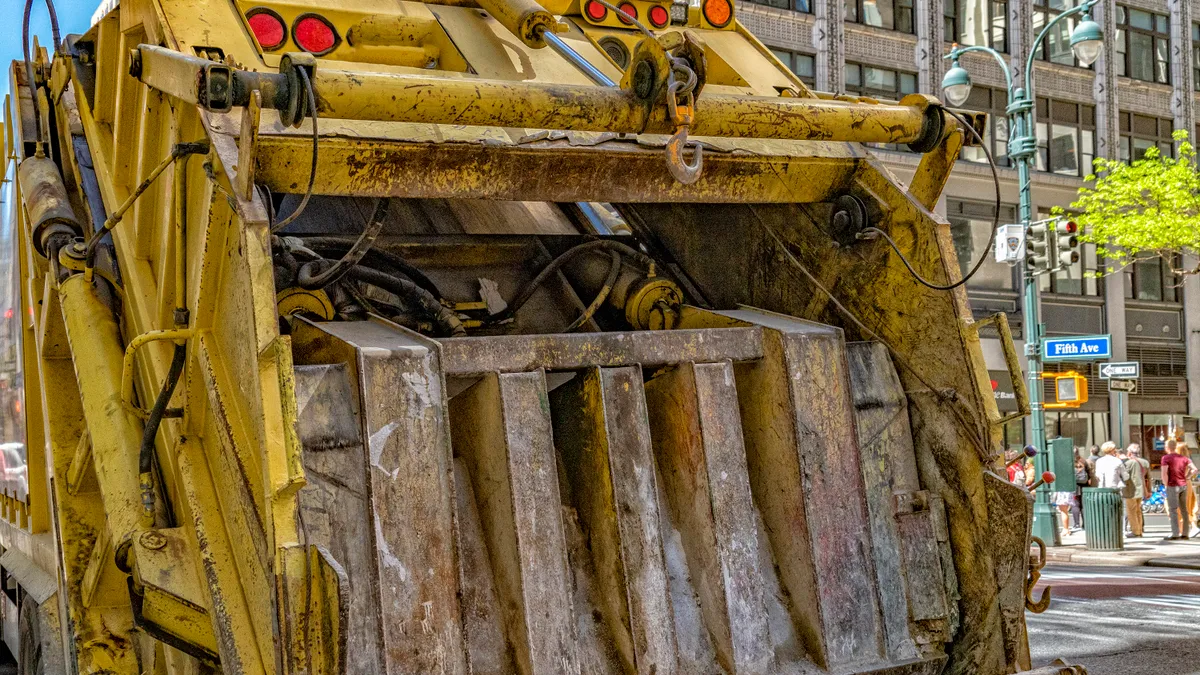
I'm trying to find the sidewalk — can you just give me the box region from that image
[1040,513,1200,568]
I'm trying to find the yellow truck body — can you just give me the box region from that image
[0,0,1067,672]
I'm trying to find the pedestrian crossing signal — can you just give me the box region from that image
[1047,371,1088,408]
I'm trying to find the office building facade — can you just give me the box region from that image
[739,0,1200,458]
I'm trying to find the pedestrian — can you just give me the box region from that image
[1181,444,1197,532]
[1095,442,1128,488]
[1086,445,1101,487]
[1122,443,1150,538]
[1006,449,1027,485]
[1071,451,1089,531]
[1161,440,1194,540]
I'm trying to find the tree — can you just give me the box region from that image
[1058,129,1200,274]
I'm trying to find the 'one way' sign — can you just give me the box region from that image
[1098,361,1140,379]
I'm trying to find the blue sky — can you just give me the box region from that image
[4,0,101,103]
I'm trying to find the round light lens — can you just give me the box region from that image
[940,62,973,106]
[293,15,338,55]
[702,0,732,27]
[1070,15,1104,66]
[246,9,286,51]
[648,4,670,27]
[617,3,638,24]
[1072,38,1102,66]
[585,0,607,20]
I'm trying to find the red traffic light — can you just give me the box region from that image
[1063,221,1078,234]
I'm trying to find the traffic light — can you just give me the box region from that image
[1025,220,1053,273]
[1046,371,1088,408]
[1056,220,1080,268]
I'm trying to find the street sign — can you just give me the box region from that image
[1109,379,1136,393]
[1098,361,1140,379]
[1042,334,1112,362]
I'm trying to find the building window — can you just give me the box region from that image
[945,0,1008,52]
[845,63,918,99]
[960,87,1010,166]
[1124,254,1179,303]
[771,49,816,85]
[1033,97,1095,177]
[1116,6,1170,84]
[846,0,913,33]
[1119,112,1172,162]
[1193,23,1200,89]
[747,0,811,12]
[947,199,1018,291]
[1033,0,1090,67]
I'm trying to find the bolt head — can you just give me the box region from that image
[139,530,167,551]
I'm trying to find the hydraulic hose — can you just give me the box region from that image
[346,266,466,337]
[298,236,442,298]
[506,240,658,319]
[138,343,186,524]
[297,198,390,290]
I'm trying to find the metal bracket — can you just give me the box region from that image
[969,312,1030,426]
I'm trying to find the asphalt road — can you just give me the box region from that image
[1028,564,1200,674]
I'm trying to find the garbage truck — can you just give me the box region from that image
[0,0,1080,672]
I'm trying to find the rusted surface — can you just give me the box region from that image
[551,367,678,675]
[630,180,1008,673]
[986,472,1035,671]
[730,312,884,669]
[291,319,466,674]
[439,327,762,375]
[846,341,921,660]
[644,361,771,674]
[253,133,859,203]
[450,371,580,674]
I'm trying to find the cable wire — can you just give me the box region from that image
[856,107,1002,291]
[565,250,621,332]
[270,67,319,233]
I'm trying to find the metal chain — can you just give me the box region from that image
[664,52,703,184]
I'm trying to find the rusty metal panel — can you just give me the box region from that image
[293,362,384,674]
[730,311,884,668]
[551,366,679,675]
[894,510,949,623]
[438,327,763,376]
[986,473,1034,671]
[846,341,920,659]
[450,371,580,675]
[644,361,771,674]
[291,320,466,675]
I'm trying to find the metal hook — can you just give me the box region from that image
[1025,536,1052,613]
[665,127,703,184]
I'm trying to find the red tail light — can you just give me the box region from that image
[293,14,340,56]
[584,0,608,20]
[648,4,669,27]
[246,7,286,51]
[617,2,638,24]
[702,0,732,27]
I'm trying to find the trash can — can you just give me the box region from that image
[1082,487,1124,551]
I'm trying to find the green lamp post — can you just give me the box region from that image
[941,1,1103,546]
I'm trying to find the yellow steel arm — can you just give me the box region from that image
[129,45,948,149]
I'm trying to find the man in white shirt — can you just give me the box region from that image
[1095,441,1129,488]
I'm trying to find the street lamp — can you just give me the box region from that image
[941,0,1103,547]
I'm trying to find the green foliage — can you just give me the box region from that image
[1056,129,1200,273]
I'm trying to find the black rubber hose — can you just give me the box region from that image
[139,343,186,477]
[297,198,390,290]
[505,240,658,319]
[347,266,466,337]
[299,237,442,298]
